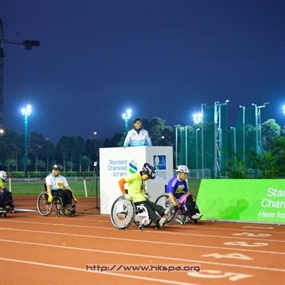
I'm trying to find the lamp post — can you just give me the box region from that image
[21,104,32,178]
[122,109,132,134]
[193,112,202,176]
[239,105,246,164]
[196,128,200,176]
[174,125,182,167]
[251,102,269,157]
[201,103,206,178]
[214,100,229,178]
[283,105,285,115]
[185,125,188,166]
[230,126,236,170]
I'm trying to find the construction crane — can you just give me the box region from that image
[0,18,40,134]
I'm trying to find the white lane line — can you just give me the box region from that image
[2,220,285,243]
[1,227,284,256]
[1,239,285,273]
[14,209,37,212]
[0,257,200,285]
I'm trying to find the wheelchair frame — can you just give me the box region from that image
[155,194,198,225]
[37,191,64,216]
[0,207,7,218]
[110,195,176,230]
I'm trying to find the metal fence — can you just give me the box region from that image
[176,102,267,178]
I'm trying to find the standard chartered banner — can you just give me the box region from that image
[196,179,285,224]
[99,146,173,215]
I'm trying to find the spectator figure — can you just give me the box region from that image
[123,118,152,147]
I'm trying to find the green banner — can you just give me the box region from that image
[196,179,285,224]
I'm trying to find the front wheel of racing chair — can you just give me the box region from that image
[175,193,201,225]
[37,192,63,216]
[154,194,177,225]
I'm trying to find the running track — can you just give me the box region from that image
[0,195,284,285]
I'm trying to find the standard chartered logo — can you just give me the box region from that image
[129,159,137,174]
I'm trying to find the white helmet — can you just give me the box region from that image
[0,170,7,181]
[176,165,189,174]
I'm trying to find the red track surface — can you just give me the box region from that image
[0,195,284,285]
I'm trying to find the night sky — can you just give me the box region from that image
[1,0,284,143]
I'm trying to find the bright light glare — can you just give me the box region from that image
[21,104,32,116]
[122,108,132,120]
[193,112,202,124]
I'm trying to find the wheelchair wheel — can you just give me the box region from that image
[54,197,64,216]
[155,194,177,224]
[37,192,53,216]
[110,196,136,229]
[0,208,7,218]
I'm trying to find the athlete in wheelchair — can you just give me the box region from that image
[37,164,77,216]
[110,162,173,230]
[0,170,15,217]
[156,165,202,225]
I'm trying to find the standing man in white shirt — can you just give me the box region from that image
[123,118,152,147]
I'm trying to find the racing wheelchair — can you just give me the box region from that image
[37,191,64,216]
[110,195,176,230]
[155,193,200,225]
[0,191,15,218]
[37,190,76,216]
[37,178,76,216]
[0,203,15,218]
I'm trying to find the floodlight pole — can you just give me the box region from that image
[201,103,206,178]
[196,128,200,176]
[214,100,229,178]
[21,104,32,178]
[239,105,246,164]
[185,125,188,167]
[122,109,132,134]
[230,126,237,170]
[252,102,269,157]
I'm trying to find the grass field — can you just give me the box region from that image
[7,178,202,198]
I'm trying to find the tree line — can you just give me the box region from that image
[0,117,285,178]
[0,118,174,175]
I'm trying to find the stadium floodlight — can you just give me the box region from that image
[193,112,202,124]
